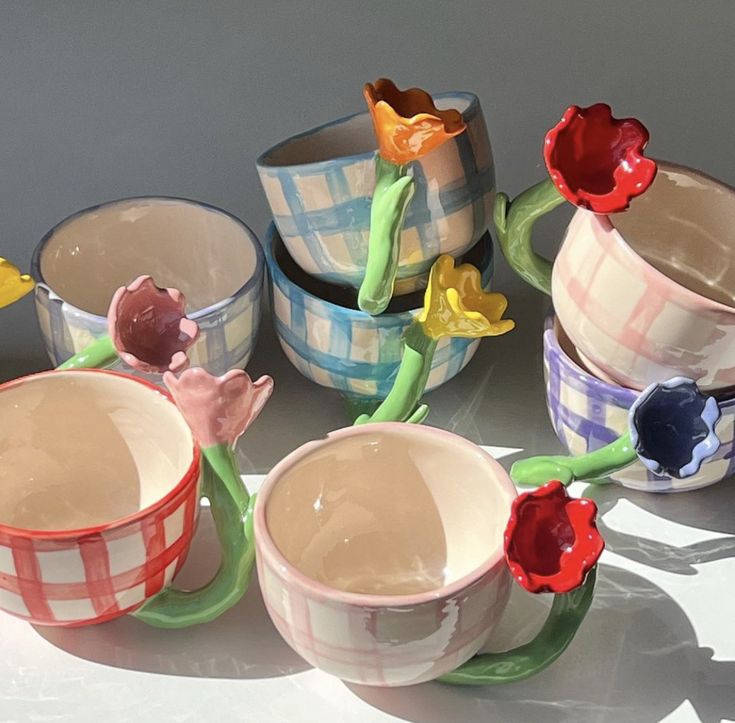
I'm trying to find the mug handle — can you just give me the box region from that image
[494,177,567,295]
[132,445,256,628]
[439,566,596,685]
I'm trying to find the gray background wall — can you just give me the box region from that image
[1,0,733,462]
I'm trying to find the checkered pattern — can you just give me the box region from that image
[257,91,495,290]
[0,471,200,626]
[34,277,263,378]
[553,210,735,391]
[544,318,735,492]
[257,547,510,686]
[267,228,494,399]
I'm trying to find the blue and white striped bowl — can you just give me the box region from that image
[266,223,494,399]
[32,197,264,377]
[257,91,494,294]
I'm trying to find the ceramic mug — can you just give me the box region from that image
[0,369,249,627]
[255,423,600,687]
[265,224,493,399]
[256,92,494,294]
[32,197,264,377]
[543,317,735,492]
[497,107,735,392]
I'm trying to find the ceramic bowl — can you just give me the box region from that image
[32,197,264,376]
[257,91,494,294]
[255,423,515,686]
[0,369,200,626]
[265,223,494,399]
[544,316,735,492]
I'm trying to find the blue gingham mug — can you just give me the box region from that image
[32,197,264,376]
[257,91,495,295]
[266,223,494,400]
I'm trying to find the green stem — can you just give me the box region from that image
[132,444,256,628]
[494,177,566,295]
[511,432,638,487]
[439,567,596,685]
[56,335,119,370]
[354,322,436,425]
[358,156,415,315]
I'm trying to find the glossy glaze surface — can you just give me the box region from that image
[544,103,656,214]
[0,370,200,626]
[32,198,264,376]
[552,162,735,391]
[266,225,494,399]
[544,317,735,492]
[255,423,515,686]
[257,92,494,291]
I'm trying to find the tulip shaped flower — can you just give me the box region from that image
[358,79,467,316]
[354,254,514,425]
[58,275,199,374]
[0,258,34,309]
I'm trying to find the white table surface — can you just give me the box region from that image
[2,296,735,723]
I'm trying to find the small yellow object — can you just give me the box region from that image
[418,255,515,340]
[0,258,35,309]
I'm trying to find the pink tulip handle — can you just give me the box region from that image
[132,443,256,628]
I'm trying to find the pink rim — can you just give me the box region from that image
[254,422,517,608]
[595,160,735,316]
[0,368,201,541]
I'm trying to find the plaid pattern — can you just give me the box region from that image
[553,210,735,391]
[34,278,263,378]
[0,469,199,626]
[544,318,735,492]
[267,228,494,399]
[257,547,510,686]
[257,92,495,290]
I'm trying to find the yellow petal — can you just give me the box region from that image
[0,258,34,309]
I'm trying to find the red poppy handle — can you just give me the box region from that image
[494,177,566,295]
[438,566,596,685]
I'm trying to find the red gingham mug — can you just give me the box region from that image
[0,368,240,627]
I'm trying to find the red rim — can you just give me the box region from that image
[0,368,200,541]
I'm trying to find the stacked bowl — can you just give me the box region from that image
[494,100,735,492]
[256,86,497,400]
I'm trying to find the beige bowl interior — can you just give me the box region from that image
[612,162,735,307]
[265,426,513,596]
[260,94,474,167]
[0,372,195,531]
[39,198,259,316]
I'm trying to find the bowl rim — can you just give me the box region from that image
[0,368,201,541]
[265,223,492,325]
[31,195,265,323]
[255,90,481,172]
[254,422,516,609]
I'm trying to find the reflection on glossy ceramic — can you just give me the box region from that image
[256,91,494,293]
[255,423,516,686]
[0,370,200,626]
[553,162,735,391]
[32,197,264,377]
[544,317,735,492]
[265,224,494,399]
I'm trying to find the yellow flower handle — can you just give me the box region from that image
[0,258,34,309]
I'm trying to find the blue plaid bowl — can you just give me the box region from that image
[32,197,264,377]
[257,91,494,294]
[545,316,735,492]
[266,223,494,399]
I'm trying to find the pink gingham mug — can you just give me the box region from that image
[255,423,602,687]
[496,103,735,391]
[0,368,258,628]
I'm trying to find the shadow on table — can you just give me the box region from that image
[347,564,735,723]
[580,476,735,574]
[34,511,309,680]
